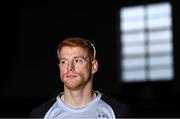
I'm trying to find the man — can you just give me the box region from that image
[29,37,130,118]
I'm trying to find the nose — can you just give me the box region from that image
[67,61,75,71]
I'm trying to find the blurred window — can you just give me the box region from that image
[120,2,174,82]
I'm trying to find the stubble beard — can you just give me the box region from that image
[61,73,93,91]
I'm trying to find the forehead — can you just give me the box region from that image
[60,46,88,58]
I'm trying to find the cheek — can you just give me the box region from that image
[59,69,66,80]
[59,65,66,73]
[79,66,92,77]
[77,64,90,72]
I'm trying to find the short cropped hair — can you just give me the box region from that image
[57,37,96,61]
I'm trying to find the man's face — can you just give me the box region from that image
[58,46,98,90]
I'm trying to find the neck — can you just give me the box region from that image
[61,85,96,108]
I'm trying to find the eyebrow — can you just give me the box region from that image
[59,56,88,61]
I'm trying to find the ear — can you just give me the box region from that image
[58,63,61,69]
[92,59,98,74]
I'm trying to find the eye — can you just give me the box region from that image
[60,59,68,65]
[75,59,81,63]
[74,58,84,64]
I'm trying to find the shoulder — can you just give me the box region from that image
[101,94,131,118]
[29,97,56,118]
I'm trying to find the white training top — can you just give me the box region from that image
[44,91,116,119]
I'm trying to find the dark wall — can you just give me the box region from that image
[1,0,179,117]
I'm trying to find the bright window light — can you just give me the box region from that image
[120,2,174,82]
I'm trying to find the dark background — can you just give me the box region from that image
[1,0,180,117]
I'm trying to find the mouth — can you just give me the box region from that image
[66,74,77,79]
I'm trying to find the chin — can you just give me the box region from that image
[64,82,84,90]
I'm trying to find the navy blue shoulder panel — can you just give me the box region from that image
[29,98,56,118]
[101,94,131,118]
